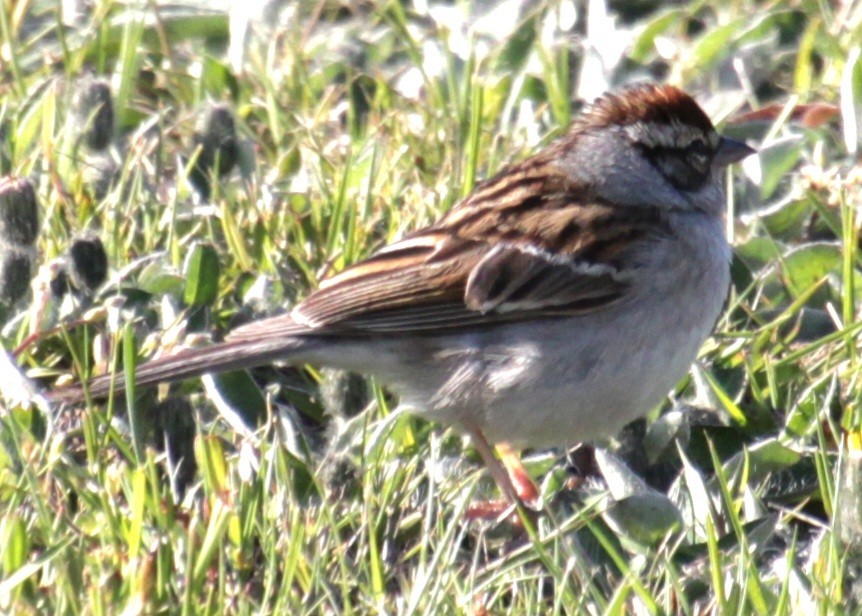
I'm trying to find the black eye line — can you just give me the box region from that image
[686,138,711,159]
[635,142,712,191]
[649,140,715,169]
[636,142,713,165]
[685,141,714,174]
[688,137,707,151]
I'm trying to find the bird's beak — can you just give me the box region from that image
[714,136,756,166]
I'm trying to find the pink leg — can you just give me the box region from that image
[463,426,541,521]
[497,442,540,507]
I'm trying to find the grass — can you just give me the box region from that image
[1,0,862,613]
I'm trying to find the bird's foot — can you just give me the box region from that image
[463,428,542,525]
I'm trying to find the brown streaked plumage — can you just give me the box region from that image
[47,83,754,517]
[281,169,668,333]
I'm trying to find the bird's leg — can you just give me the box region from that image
[463,426,541,521]
[496,442,540,507]
[464,425,521,504]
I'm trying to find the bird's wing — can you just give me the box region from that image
[227,157,670,340]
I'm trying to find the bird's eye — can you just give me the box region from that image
[642,138,713,191]
[686,139,710,172]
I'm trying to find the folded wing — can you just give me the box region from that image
[228,157,669,341]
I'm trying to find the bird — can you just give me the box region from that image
[50,83,754,512]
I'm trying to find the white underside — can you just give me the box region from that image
[302,214,731,448]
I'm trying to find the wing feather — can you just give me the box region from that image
[229,155,671,340]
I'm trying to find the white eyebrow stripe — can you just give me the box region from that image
[625,121,718,149]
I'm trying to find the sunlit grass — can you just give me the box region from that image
[1,0,861,613]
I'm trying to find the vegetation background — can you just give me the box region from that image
[1,0,862,613]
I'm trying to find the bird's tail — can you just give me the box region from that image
[48,337,312,405]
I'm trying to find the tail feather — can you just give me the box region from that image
[49,337,310,404]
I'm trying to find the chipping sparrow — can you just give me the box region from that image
[51,84,754,509]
